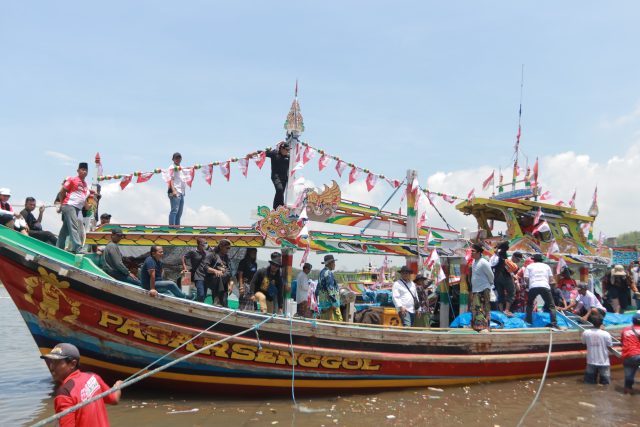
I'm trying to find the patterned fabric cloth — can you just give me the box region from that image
[316,267,340,311]
[470,288,492,331]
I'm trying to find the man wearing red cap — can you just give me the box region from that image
[41,343,122,426]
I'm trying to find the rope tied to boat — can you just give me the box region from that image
[30,314,277,427]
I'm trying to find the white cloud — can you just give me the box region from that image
[45,151,76,165]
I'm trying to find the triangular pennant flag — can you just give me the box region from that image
[539,190,551,200]
[482,170,495,191]
[255,151,266,169]
[182,167,196,188]
[555,200,566,207]
[302,145,315,165]
[424,248,440,270]
[423,230,433,251]
[467,188,475,199]
[416,211,427,231]
[410,176,419,193]
[219,161,230,181]
[442,194,455,203]
[533,207,543,225]
[238,158,249,177]
[365,173,378,192]
[290,161,304,177]
[533,220,550,234]
[202,164,213,185]
[318,153,331,171]
[136,172,154,183]
[556,257,567,275]
[348,166,360,184]
[335,160,347,177]
[386,178,401,189]
[160,168,174,183]
[120,174,133,190]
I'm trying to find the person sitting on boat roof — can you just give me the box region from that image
[236,248,258,310]
[41,343,122,426]
[168,152,186,226]
[141,245,190,299]
[316,254,343,322]
[250,252,284,314]
[296,262,313,318]
[581,315,612,386]
[573,283,606,322]
[621,312,640,395]
[392,266,419,327]
[524,253,558,328]
[0,188,28,235]
[102,229,141,287]
[266,141,290,209]
[182,237,209,302]
[470,243,494,333]
[98,213,111,227]
[57,162,90,254]
[19,196,57,245]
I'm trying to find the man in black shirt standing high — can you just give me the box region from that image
[266,142,291,209]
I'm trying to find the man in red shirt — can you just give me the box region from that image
[41,343,122,426]
[57,162,90,253]
[621,313,640,395]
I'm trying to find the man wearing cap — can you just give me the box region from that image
[98,213,112,227]
[208,239,233,307]
[574,282,606,321]
[41,343,122,426]
[266,142,291,209]
[168,152,186,225]
[250,252,284,314]
[470,243,494,332]
[0,188,28,234]
[57,162,90,253]
[101,229,140,286]
[392,266,419,327]
[524,253,558,328]
[621,313,640,394]
[316,254,343,322]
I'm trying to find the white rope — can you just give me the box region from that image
[31,314,276,427]
[515,329,554,427]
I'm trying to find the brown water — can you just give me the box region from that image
[2,285,639,427]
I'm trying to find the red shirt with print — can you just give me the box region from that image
[54,370,117,427]
[620,325,640,359]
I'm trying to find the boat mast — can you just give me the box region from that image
[511,65,524,191]
[284,80,304,207]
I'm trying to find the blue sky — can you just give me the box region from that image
[2,2,639,267]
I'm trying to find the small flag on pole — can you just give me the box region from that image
[482,170,495,191]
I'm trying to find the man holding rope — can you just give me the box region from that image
[41,343,122,426]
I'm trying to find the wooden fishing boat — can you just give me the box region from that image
[0,227,625,395]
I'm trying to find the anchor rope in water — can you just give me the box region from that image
[123,310,236,383]
[515,329,553,427]
[31,314,276,427]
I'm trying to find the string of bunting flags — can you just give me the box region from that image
[95,142,471,204]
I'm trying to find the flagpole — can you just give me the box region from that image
[512,64,524,191]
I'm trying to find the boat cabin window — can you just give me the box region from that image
[559,223,572,238]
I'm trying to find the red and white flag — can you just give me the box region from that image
[423,230,433,251]
[300,243,310,266]
[302,145,314,165]
[464,248,473,265]
[202,164,213,185]
[533,220,550,234]
[556,257,567,275]
[442,194,456,204]
[95,152,103,177]
[532,157,539,186]
[568,190,576,208]
[136,172,154,183]
[254,151,266,169]
[237,158,249,177]
[539,190,551,200]
[546,241,559,258]
[416,211,427,231]
[348,166,360,184]
[335,160,347,177]
[424,248,440,270]
[555,200,565,207]
[365,172,378,192]
[482,170,495,191]
[580,222,590,238]
[182,167,196,188]
[386,178,401,189]
[160,167,174,183]
[410,175,420,193]
[318,153,331,171]
[467,188,475,200]
[290,161,304,177]
[219,161,230,181]
[533,207,543,225]
[119,174,133,190]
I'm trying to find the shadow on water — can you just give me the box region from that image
[3,285,639,427]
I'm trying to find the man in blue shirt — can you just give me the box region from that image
[316,254,343,322]
[140,245,188,298]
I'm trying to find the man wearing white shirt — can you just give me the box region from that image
[470,243,494,332]
[581,316,612,385]
[524,253,558,328]
[168,152,187,225]
[296,263,312,318]
[392,265,418,327]
[574,283,606,321]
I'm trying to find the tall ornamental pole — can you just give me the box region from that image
[405,169,419,274]
[282,83,305,305]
